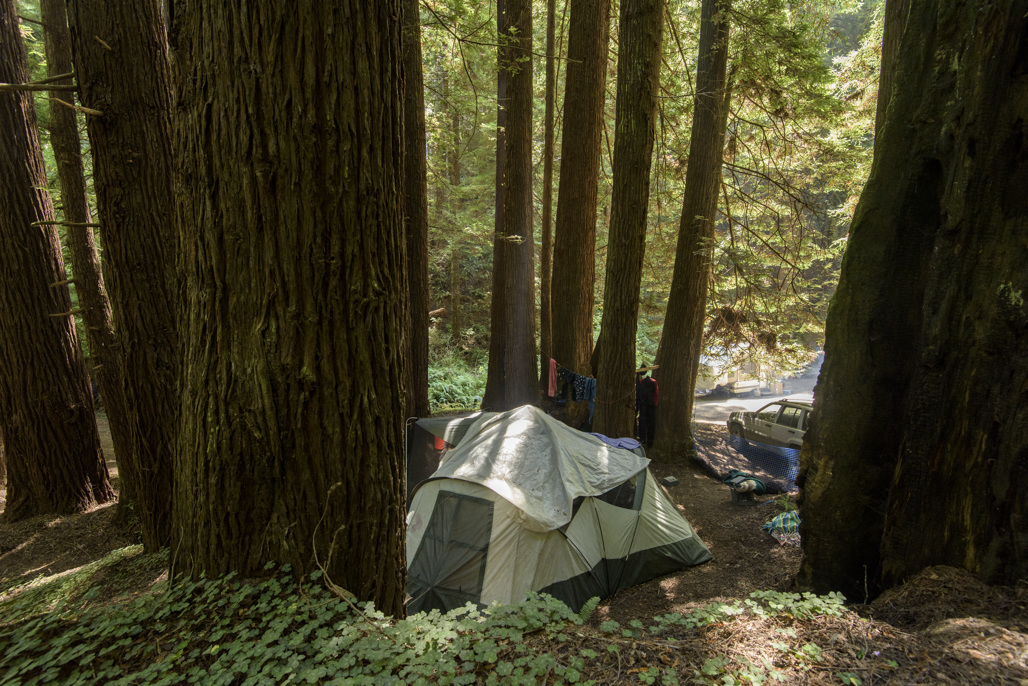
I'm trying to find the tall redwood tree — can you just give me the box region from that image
[171,1,408,616]
[538,0,557,394]
[0,0,112,519]
[401,0,431,419]
[550,0,610,386]
[799,0,1027,600]
[66,0,177,549]
[483,0,536,410]
[593,0,665,437]
[652,0,731,459]
[39,0,132,505]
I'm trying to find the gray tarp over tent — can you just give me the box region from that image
[405,405,712,613]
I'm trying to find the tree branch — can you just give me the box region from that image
[0,83,77,92]
[32,71,75,85]
[31,220,102,228]
[47,97,102,117]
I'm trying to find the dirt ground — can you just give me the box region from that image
[598,424,804,626]
[1,415,1026,684]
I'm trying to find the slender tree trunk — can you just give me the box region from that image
[402,0,430,418]
[484,0,509,410]
[38,0,132,509]
[652,0,731,459]
[66,0,176,549]
[551,0,610,389]
[171,1,408,617]
[798,0,1028,600]
[446,86,464,348]
[450,249,462,342]
[593,0,664,438]
[484,0,537,410]
[500,0,536,406]
[0,0,112,519]
[538,0,557,394]
[873,0,909,140]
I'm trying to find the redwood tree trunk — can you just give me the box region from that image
[482,0,509,410]
[66,0,177,549]
[401,0,431,419]
[171,1,408,616]
[798,0,1027,600]
[498,0,536,406]
[652,0,731,459]
[550,0,610,383]
[873,0,909,139]
[538,0,556,394]
[0,0,112,519]
[39,0,132,505]
[593,0,664,438]
[483,0,536,410]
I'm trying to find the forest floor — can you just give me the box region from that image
[0,417,1025,684]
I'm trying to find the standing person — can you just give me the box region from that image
[636,368,659,449]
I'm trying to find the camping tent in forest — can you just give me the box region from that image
[405,405,712,613]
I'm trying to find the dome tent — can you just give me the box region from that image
[405,405,712,613]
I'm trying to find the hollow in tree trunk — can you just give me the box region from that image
[798,0,1027,600]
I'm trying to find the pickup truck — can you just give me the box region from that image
[726,398,813,450]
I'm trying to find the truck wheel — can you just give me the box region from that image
[728,424,748,446]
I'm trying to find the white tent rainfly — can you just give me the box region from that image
[404,405,712,613]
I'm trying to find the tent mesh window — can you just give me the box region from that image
[407,491,493,611]
[595,471,644,510]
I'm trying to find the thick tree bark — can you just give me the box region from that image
[593,0,664,438]
[401,0,431,419]
[39,0,132,508]
[483,0,537,410]
[538,0,556,394]
[873,0,909,140]
[798,0,1027,600]
[171,1,408,617]
[0,0,112,519]
[550,0,610,384]
[66,0,176,549]
[652,0,731,459]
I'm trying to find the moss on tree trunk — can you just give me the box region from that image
[798,0,1028,599]
[171,1,409,617]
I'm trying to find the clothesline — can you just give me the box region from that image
[547,358,646,412]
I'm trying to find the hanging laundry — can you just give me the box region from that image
[585,377,597,423]
[557,366,575,402]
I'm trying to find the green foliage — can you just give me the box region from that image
[427,333,486,413]
[0,554,866,686]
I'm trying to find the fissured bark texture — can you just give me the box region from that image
[171,1,408,617]
[799,0,1027,600]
